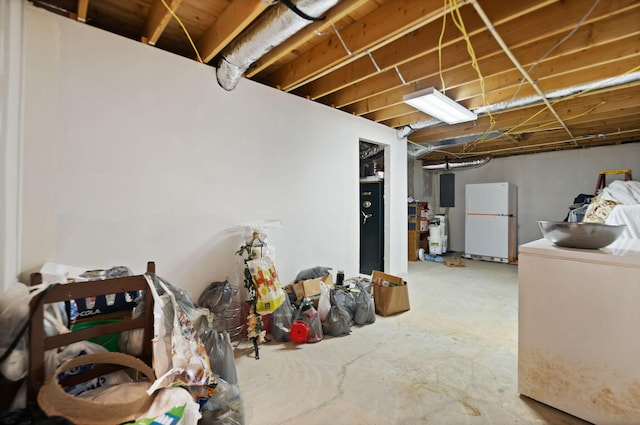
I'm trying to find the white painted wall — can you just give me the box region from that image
[408,159,436,209]
[17,4,406,297]
[412,143,640,252]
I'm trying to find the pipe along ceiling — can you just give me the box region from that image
[216,0,339,91]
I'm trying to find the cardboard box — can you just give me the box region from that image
[69,291,139,320]
[371,271,403,286]
[444,258,466,267]
[283,282,305,302]
[371,271,410,316]
[285,274,334,301]
[302,274,333,298]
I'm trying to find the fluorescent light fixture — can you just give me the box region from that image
[403,87,477,124]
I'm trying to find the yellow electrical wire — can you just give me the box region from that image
[492,66,638,138]
[513,102,605,134]
[547,64,640,105]
[430,149,465,158]
[438,1,448,93]
[444,0,495,152]
[159,0,203,63]
[492,0,640,143]
[450,4,640,154]
[504,64,640,136]
[508,0,601,104]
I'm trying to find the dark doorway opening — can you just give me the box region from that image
[359,141,384,274]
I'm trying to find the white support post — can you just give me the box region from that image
[0,0,24,292]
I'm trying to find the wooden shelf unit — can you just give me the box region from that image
[408,202,429,261]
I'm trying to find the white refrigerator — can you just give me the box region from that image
[464,182,517,263]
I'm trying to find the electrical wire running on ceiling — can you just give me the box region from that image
[400,0,615,152]
[151,0,340,92]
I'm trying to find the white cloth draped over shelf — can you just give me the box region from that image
[600,180,640,239]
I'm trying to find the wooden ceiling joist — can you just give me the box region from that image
[196,0,270,64]
[260,0,456,91]
[293,0,558,100]
[142,0,184,46]
[345,33,639,126]
[76,0,88,22]
[35,0,640,159]
[410,93,640,139]
[245,0,371,78]
[319,0,639,113]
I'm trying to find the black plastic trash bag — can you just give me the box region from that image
[0,403,73,425]
[295,266,332,282]
[334,289,357,325]
[322,290,352,337]
[354,283,376,325]
[198,280,234,314]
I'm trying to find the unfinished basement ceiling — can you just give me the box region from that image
[31,0,640,162]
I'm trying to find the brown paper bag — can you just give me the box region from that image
[371,271,410,316]
[373,284,410,316]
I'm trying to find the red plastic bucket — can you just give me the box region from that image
[290,320,309,343]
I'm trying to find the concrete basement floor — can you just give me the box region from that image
[234,259,592,425]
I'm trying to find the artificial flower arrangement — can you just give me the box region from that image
[235,231,266,358]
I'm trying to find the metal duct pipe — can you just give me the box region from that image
[474,71,640,116]
[407,130,502,159]
[422,155,491,171]
[360,144,384,160]
[216,0,340,91]
[398,71,640,139]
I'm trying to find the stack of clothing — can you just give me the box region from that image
[584,180,640,238]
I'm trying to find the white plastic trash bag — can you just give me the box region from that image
[127,387,202,425]
[145,274,216,394]
[317,282,331,322]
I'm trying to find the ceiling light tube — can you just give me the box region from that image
[403,87,477,124]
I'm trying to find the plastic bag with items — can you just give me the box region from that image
[294,266,332,282]
[246,257,286,315]
[0,282,68,383]
[47,341,133,396]
[0,283,32,382]
[125,387,202,425]
[200,374,245,425]
[119,292,145,357]
[270,294,295,342]
[198,280,234,314]
[10,340,132,410]
[294,299,323,343]
[201,330,238,386]
[353,283,376,325]
[334,289,357,326]
[321,290,351,337]
[145,274,215,394]
[1,279,130,409]
[317,282,331,322]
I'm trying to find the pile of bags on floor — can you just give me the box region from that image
[269,266,376,344]
[0,265,244,425]
[145,274,244,425]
